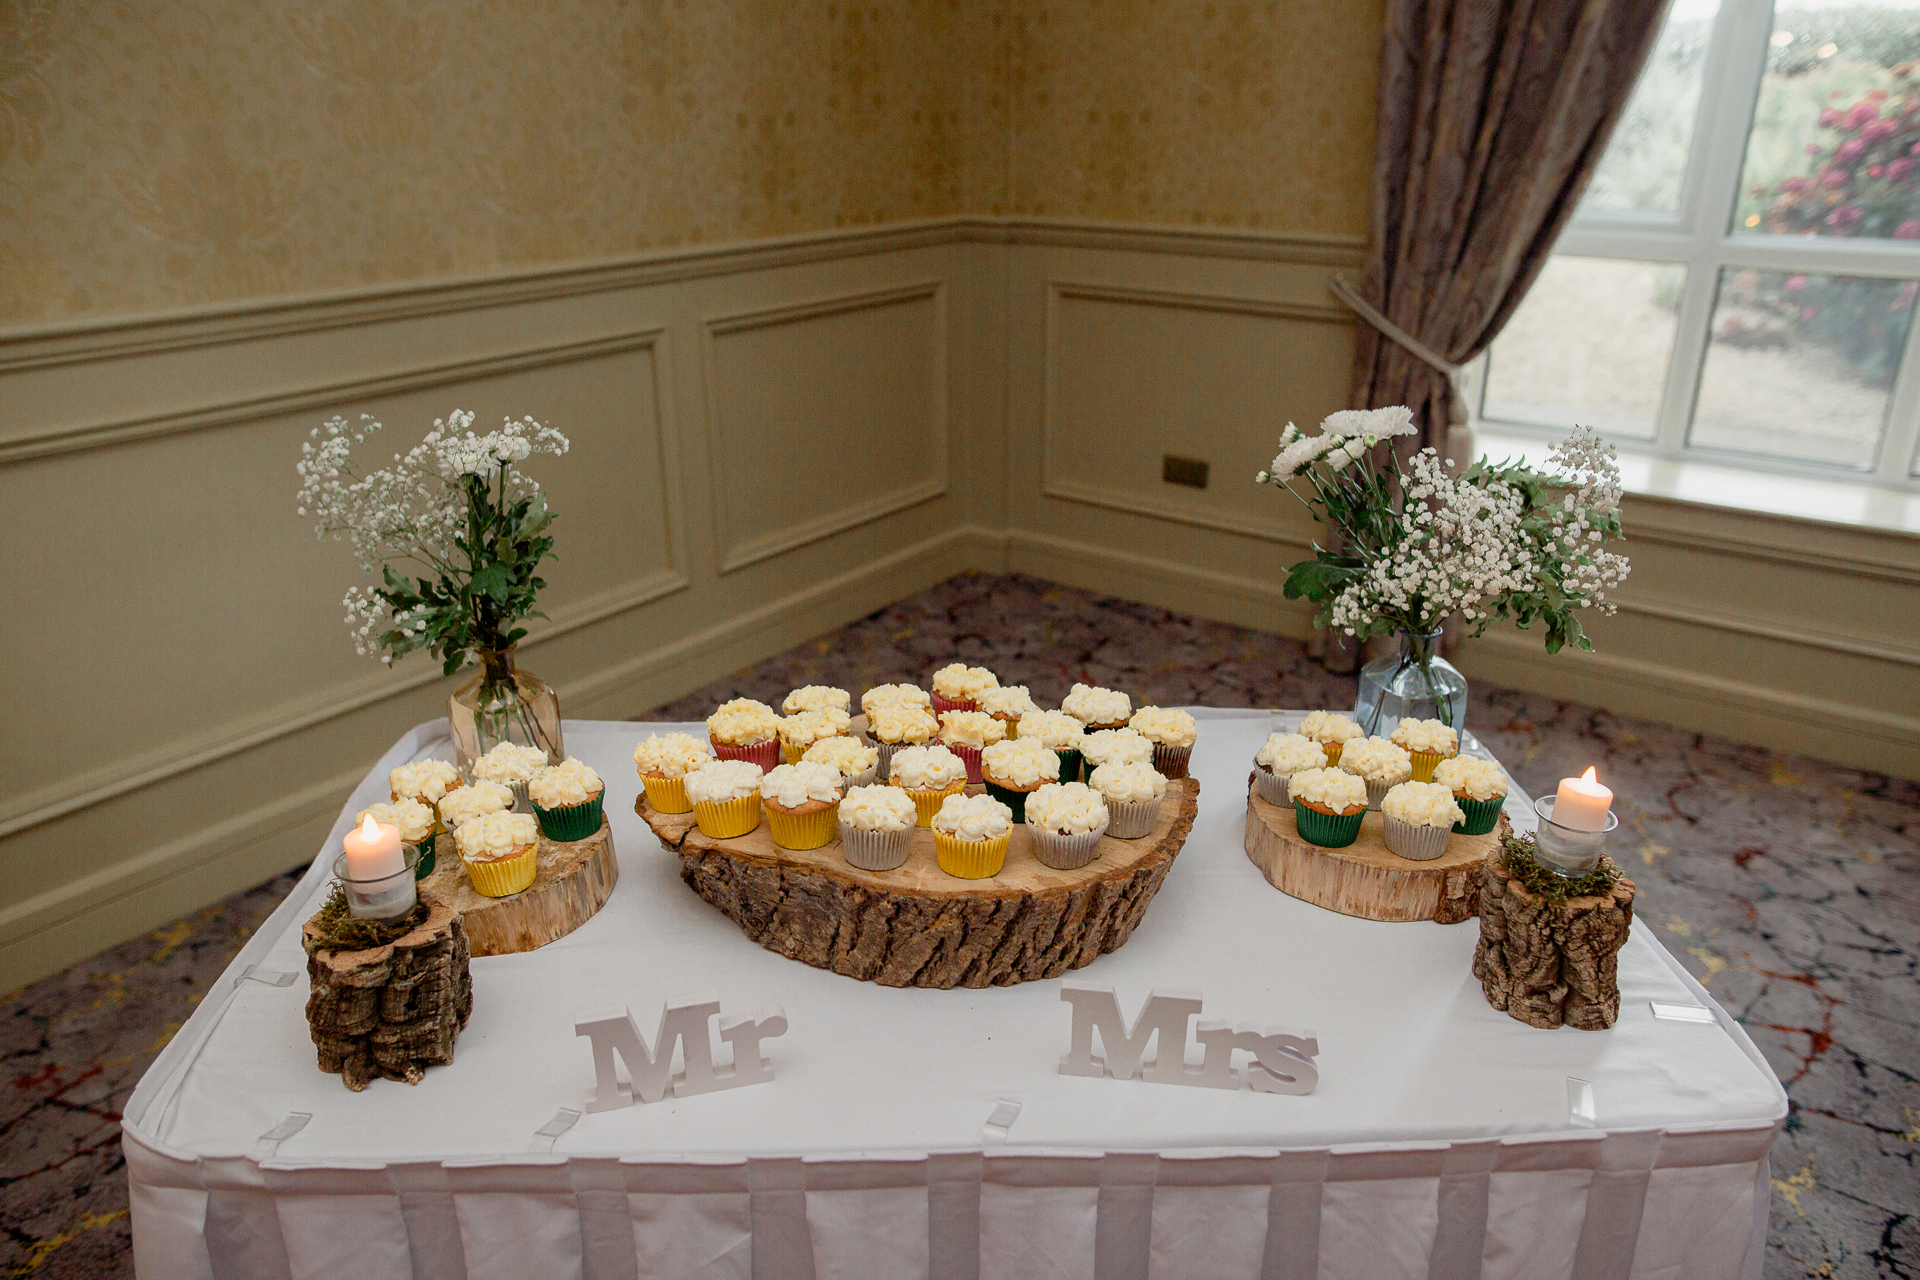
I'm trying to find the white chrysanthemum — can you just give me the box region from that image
[1321,406,1416,439]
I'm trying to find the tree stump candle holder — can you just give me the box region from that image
[302,889,473,1091]
[1471,835,1636,1031]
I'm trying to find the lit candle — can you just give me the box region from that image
[1551,767,1613,832]
[342,814,405,880]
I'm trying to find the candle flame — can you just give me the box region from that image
[1580,766,1598,784]
[359,813,381,840]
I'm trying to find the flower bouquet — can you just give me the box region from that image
[1255,407,1630,731]
[297,409,572,772]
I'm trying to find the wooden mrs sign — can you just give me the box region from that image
[1059,981,1320,1094]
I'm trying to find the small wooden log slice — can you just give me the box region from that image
[1472,855,1637,1030]
[418,818,618,956]
[638,778,1200,989]
[302,891,472,1091]
[1242,775,1504,923]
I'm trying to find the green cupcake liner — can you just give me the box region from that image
[1452,794,1506,836]
[412,833,437,880]
[984,779,1038,823]
[533,792,606,842]
[1294,802,1365,848]
[1056,748,1084,784]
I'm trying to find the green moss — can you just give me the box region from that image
[1499,832,1621,906]
[310,882,428,952]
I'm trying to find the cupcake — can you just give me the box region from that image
[1062,683,1132,732]
[1024,782,1110,870]
[455,810,540,897]
[1391,717,1461,782]
[978,685,1039,739]
[1298,711,1363,767]
[866,702,940,778]
[802,735,880,790]
[435,780,515,834]
[930,663,1000,715]
[931,793,1014,879]
[355,799,437,879]
[1380,781,1465,861]
[837,784,918,871]
[471,742,549,810]
[683,759,765,839]
[783,685,852,717]
[1016,710,1087,783]
[633,732,713,815]
[708,698,781,772]
[1253,733,1328,807]
[887,744,970,826]
[1080,727,1154,784]
[390,759,464,816]
[938,710,1006,783]
[760,761,844,851]
[1337,736,1414,809]
[1287,767,1369,848]
[1432,756,1509,835]
[528,757,606,842]
[980,738,1062,823]
[1086,760,1166,839]
[778,708,852,764]
[860,684,932,720]
[1129,707,1198,779]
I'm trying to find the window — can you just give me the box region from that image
[1482,0,1920,489]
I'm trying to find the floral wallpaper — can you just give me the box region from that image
[0,0,1380,325]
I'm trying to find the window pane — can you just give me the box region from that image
[1735,2,1920,238]
[1584,0,1720,213]
[1690,267,1915,468]
[1483,257,1681,440]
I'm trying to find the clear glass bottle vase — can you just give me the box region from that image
[449,647,565,776]
[1353,628,1468,736]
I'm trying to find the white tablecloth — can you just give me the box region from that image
[122,711,1786,1280]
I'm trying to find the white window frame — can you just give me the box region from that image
[1480,0,1920,492]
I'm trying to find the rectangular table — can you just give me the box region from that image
[122,710,1786,1279]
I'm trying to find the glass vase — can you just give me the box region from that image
[1354,628,1468,736]
[449,647,564,776]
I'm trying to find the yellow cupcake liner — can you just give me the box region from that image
[766,803,839,850]
[694,795,762,840]
[1407,749,1456,783]
[465,843,537,897]
[781,741,805,765]
[906,782,967,827]
[934,831,1010,879]
[641,773,693,815]
[1318,740,1345,767]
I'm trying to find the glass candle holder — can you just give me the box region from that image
[332,844,422,919]
[1531,797,1619,877]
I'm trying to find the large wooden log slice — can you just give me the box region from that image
[1472,854,1636,1031]
[1242,775,1504,923]
[302,892,472,1091]
[638,779,1199,988]
[418,817,618,956]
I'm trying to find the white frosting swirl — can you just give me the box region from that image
[356,799,434,843]
[707,698,780,746]
[802,736,879,779]
[982,739,1060,788]
[938,710,1006,749]
[1087,760,1167,804]
[1287,767,1367,813]
[1391,717,1460,755]
[868,703,939,745]
[1129,706,1197,747]
[783,685,851,715]
[978,685,1038,718]
[683,759,764,805]
[1338,736,1413,784]
[530,757,603,808]
[931,663,1000,700]
[1256,733,1327,776]
[778,708,851,747]
[1024,782,1110,836]
[1016,710,1086,749]
[839,785,917,832]
[391,759,462,802]
[760,761,844,809]
[932,792,1012,841]
[633,732,712,779]
[1062,683,1131,725]
[1432,756,1509,801]
[471,742,549,784]
[1299,710,1363,744]
[435,781,515,829]
[1381,781,1466,829]
[455,810,539,861]
[1081,727,1154,768]
[861,684,931,714]
[888,744,968,791]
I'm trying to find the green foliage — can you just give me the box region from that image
[310,882,428,952]
[1499,832,1622,906]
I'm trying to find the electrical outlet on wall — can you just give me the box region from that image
[1163,455,1209,489]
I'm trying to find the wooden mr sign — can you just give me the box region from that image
[575,993,788,1112]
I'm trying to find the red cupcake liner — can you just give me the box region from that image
[931,693,977,715]
[945,741,984,784]
[711,737,778,773]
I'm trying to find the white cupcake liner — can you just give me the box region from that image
[502,778,532,812]
[1151,743,1193,779]
[1029,824,1106,870]
[1362,776,1407,811]
[1105,797,1159,840]
[1253,766,1291,807]
[842,764,878,791]
[1383,815,1452,861]
[840,823,911,871]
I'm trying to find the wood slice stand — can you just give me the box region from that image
[418,817,618,956]
[1472,853,1636,1030]
[302,891,473,1091]
[638,778,1199,988]
[1242,776,1502,923]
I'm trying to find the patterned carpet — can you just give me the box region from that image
[4,572,1914,1278]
